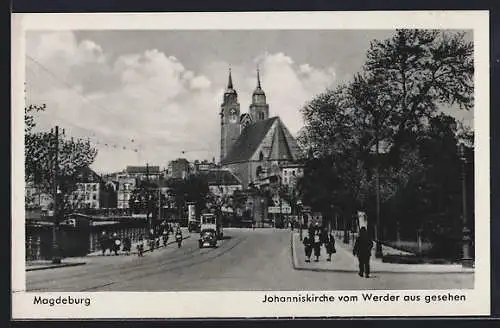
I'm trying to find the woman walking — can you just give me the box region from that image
[312,226,322,262]
[324,231,336,262]
[353,227,373,278]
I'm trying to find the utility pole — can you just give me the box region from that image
[51,126,61,264]
[374,133,383,258]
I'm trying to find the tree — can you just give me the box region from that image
[297,30,474,253]
[363,29,473,141]
[166,174,209,216]
[298,84,373,221]
[25,104,98,214]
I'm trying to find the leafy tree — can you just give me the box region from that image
[25,104,98,215]
[363,29,473,140]
[166,174,209,216]
[298,84,373,223]
[298,30,474,255]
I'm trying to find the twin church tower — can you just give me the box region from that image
[218,67,302,188]
[219,68,269,162]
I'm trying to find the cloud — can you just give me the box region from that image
[190,75,212,90]
[25,32,336,173]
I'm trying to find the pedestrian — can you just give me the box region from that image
[107,233,115,256]
[136,236,145,257]
[149,228,156,252]
[175,227,183,248]
[312,227,322,262]
[303,234,313,263]
[307,223,315,237]
[122,236,131,255]
[162,229,169,246]
[353,227,373,278]
[112,232,121,256]
[324,231,336,262]
[99,231,108,255]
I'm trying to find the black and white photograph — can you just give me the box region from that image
[12,12,490,318]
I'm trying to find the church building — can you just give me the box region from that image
[219,68,303,189]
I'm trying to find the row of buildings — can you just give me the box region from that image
[25,68,305,221]
[25,158,303,217]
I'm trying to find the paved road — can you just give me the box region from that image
[26,228,473,291]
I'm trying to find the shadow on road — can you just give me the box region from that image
[221,235,232,240]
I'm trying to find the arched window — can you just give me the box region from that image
[259,151,264,161]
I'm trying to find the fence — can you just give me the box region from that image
[26,220,147,261]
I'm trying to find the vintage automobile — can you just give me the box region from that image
[199,229,217,248]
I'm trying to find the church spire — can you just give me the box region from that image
[250,65,269,121]
[224,67,237,98]
[227,67,234,90]
[252,66,265,97]
[256,66,261,89]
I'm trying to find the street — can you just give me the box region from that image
[26,228,473,292]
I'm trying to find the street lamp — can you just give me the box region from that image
[459,143,474,268]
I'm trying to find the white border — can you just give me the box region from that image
[11,11,490,319]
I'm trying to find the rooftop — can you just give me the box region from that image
[126,165,161,174]
[204,169,242,186]
[221,117,279,164]
[75,166,102,183]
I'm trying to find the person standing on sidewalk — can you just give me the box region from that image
[353,227,373,278]
[324,231,336,262]
[312,226,322,262]
[303,234,313,263]
[175,227,183,248]
[136,235,145,257]
[99,231,109,255]
[111,232,121,256]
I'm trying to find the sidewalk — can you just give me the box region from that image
[291,232,474,274]
[26,259,87,272]
[26,229,191,271]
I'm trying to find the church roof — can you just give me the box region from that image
[221,117,279,164]
[222,116,278,164]
[204,169,242,186]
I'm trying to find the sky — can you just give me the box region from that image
[25,30,473,174]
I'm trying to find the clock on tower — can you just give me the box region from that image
[230,109,238,123]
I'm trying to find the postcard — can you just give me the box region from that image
[11,11,490,319]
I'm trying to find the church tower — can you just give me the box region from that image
[220,68,241,163]
[249,68,269,122]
